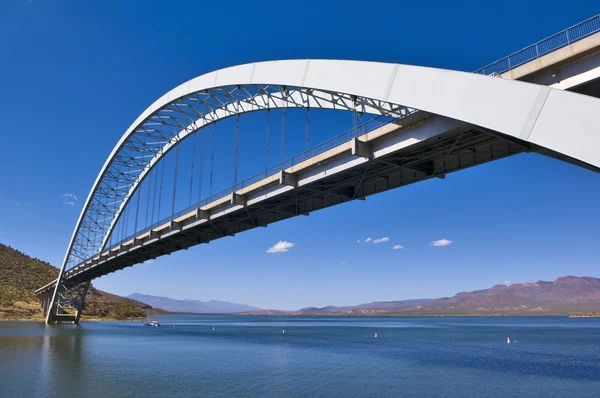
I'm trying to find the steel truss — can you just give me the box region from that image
[67,86,414,271]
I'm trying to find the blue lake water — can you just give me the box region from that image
[1,315,600,397]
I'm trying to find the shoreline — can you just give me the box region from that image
[0,316,148,323]
[3,314,592,322]
[569,313,600,318]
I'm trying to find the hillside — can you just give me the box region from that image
[245,277,600,316]
[0,243,164,320]
[128,293,260,313]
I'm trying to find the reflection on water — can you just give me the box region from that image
[1,323,86,397]
[1,316,600,397]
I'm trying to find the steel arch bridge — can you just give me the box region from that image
[37,59,600,324]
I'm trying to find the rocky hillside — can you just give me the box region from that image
[0,243,164,320]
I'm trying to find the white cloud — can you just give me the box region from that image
[341,261,348,265]
[431,239,452,247]
[392,245,404,250]
[356,240,361,244]
[143,259,156,264]
[266,241,295,253]
[61,193,78,206]
[504,280,510,285]
[372,237,389,244]
[364,237,372,243]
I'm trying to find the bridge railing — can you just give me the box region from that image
[93,114,396,263]
[474,14,600,76]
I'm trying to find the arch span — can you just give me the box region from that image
[47,60,600,324]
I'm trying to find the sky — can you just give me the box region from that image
[1,1,599,310]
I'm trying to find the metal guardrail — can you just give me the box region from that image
[475,14,600,76]
[93,113,401,261]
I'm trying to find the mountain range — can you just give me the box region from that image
[242,276,600,316]
[3,241,599,318]
[127,293,260,313]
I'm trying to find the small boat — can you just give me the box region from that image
[282,329,285,334]
[212,326,215,330]
[507,337,510,344]
[374,332,378,338]
[145,320,161,327]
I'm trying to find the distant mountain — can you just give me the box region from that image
[419,276,600,315]
[128,293,260,313]
[244,277,600,316]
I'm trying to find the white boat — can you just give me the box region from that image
[282,329,285,334]
[145,320,160,327]
[212,326,215,330]
[375,332,378,338]
[507,337,510,344]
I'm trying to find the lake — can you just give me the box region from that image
[1,316,599,397]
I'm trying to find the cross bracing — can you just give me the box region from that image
[67,85,415,272]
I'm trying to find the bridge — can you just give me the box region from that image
[37,15,600,324]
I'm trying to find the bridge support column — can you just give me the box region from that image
[45,281,91,325]
[38,291,52,315]
[73,281,91,324]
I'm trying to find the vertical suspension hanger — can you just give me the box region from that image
[117,209,122,243]
[209,122,216,197]
[281,86,286,163]
[352,95,357,130]
[171,144,180,216]
[145,172,152,228]
[305,95,309,151]
[122,207,127,242]
[265,107,270,174]
[358,97,364,135]
[198,128,205,203]
[123,164,132,239]
[151,164,159,225]
[115,201,121,243]
[108,222,114,248]
[233,101,240,186]
[157,157,165,222]
[134,185,141,234]
[123,206,129,240]
[189,131,197,207]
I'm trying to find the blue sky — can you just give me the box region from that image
[1,1,599,310]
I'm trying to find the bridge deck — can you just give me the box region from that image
[37,114,528,295]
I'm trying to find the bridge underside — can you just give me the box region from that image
[37,115,533,321]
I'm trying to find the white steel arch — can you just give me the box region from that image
[55,60,600,312]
